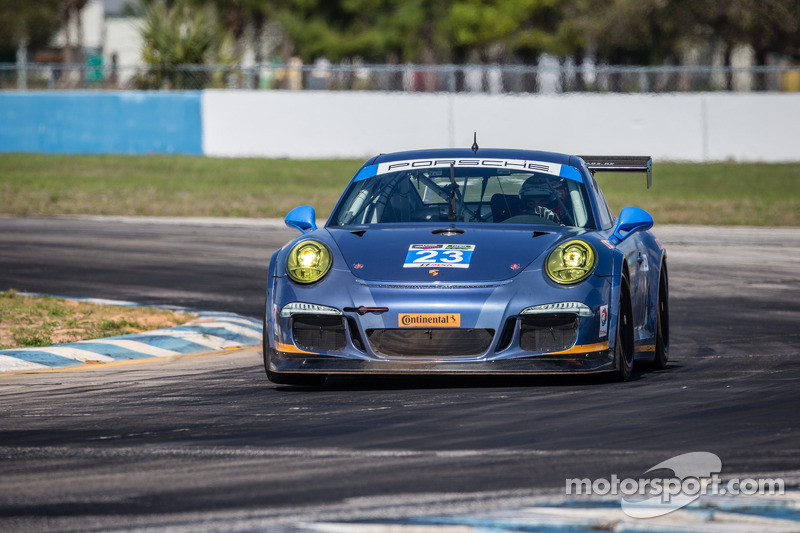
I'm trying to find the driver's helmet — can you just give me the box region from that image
[519,177,557,209]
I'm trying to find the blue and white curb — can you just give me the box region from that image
[0,295,262,373]
[301,491,800,533]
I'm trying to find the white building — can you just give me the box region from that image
[51,0,144,86]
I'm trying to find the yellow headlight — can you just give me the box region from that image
[298,248,318,268]
[286,240,332,284]
[546,240,596,284]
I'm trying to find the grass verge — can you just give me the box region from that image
[0,290,196,350]
[1,154,799,225]
[595,162,800,226]
[0,154,360,219]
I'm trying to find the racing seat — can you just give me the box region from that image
[491,194,521,222]
[381,178,421,223]
[381,195,410,222]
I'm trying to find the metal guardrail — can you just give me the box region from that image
[2,62,799,93]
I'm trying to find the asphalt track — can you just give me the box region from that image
[1,216,799,532]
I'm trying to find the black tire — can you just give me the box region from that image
[614,276,635,381]
[652,264,669,370]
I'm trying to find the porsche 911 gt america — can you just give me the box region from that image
[264,146,668,385]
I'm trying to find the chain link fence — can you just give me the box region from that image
[2,61,799,93]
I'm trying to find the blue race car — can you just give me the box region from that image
[264,146,668,385]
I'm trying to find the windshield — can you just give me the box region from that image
[330,166,594,229]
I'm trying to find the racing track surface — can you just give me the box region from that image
[1,216,799,532]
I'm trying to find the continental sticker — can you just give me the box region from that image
[399,313,460,327]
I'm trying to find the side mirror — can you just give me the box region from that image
[285,205,317,233]
[610,206,653,245]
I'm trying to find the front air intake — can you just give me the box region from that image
[519,315,578,352]
[366,328,493,357]
[292,316,346,352]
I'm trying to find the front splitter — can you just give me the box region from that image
[268,348,615,375]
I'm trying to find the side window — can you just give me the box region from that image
[588,173,614,230]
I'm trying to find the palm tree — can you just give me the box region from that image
[138,0,231,89]
[61,0,87,86]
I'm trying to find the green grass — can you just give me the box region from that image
[1,155,799,225]
[0,154,361,219]
[0,289,196,350]
[595,162,800,226]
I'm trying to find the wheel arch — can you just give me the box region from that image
[607,249,631,355]
[263,250,280,367]
[649,250,668,342]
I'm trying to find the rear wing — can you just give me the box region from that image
[579,156,653,189]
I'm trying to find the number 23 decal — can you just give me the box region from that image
[412,250,464,263]
[403,245,475,269]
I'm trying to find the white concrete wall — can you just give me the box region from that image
[704,94,800,161]
[202,91,454,159]
[202,91,800,162]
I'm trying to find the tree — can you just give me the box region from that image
[211,0,274,63]
[61,0,87,66]
[661,0,800,89]
[568,0,678,65]
[690,0,800,63]
[0,0,61,62]
[122,0,800,87]
[445,0,561,63]
[274,0,398,63]
[137,0,232,89]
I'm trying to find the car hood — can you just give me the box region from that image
[327,225,580,282]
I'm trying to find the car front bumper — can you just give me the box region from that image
[266,267,619,375]
[267,345,615,375]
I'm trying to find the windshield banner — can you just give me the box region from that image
[376,158,562,176]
